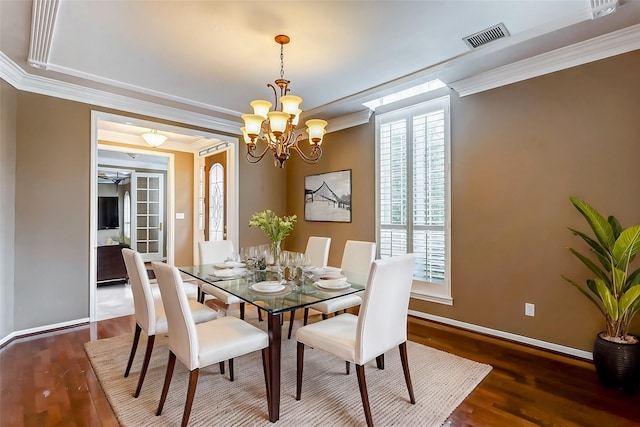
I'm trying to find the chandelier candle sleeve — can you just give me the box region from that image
[241,34,328,168]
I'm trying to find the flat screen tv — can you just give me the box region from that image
[98,196,119,229]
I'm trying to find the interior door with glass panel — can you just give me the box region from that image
[204,152,226,241]
[131,172,165,262]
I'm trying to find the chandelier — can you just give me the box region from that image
[241,35,327,168]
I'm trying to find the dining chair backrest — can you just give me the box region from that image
[152,261,200,370]
[122,248,157,335]
[340,240,376,286]
[305,236,331,267]
[199,240,235,264]
[355,254,415,365]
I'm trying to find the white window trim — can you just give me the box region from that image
[374,89,452,305]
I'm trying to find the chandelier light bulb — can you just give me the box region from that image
[141,129,168,147]
[305,119,328,145]
[250,100,272,119]
[280,95,302,116]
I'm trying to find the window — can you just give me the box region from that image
[208,163,224,241]
[198,165,204,231]
[376,95,451,304]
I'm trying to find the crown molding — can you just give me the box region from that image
[0,52,242,134]
[449,23,640,97]
[326,109,373,133]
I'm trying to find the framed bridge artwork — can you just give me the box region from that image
[304,170,352,222]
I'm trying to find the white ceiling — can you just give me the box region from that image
[2,0,640,146]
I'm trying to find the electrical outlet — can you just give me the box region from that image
[525,303,535,317]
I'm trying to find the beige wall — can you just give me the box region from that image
[1,80,17,337]
[289,50,640,352]
[239,155,288,248]
[14,92,92,329]
[285,123,376,267]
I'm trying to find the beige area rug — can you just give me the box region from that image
[85,319,492,426]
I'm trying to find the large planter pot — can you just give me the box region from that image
[592,332,640,392]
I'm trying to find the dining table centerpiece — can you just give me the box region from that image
[249,210,297,269]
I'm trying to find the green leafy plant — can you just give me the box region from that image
[562,196,640,343]
[249,210,297,243]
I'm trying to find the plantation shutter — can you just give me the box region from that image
[378,97,448,283]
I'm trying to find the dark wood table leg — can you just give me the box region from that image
[266,312,282,422]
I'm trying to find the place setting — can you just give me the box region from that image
[248,280,292,297]
[313,274,351,291]
[206,256,248,281]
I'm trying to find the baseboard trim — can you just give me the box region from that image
[408,310,593,360]
[0,317,90,349]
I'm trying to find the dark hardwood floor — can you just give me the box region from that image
[1,314,639,426]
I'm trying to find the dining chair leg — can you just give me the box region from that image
[375,354,385,370]
[156,351,177,416]
[133,334,156,397]
[356,364,374,427]
[303,308,309,325]
[399,342,416,404]
[295,342,305,400]
[240,302,245,320]
[261,348,271,410]
[345,361,350,375]
[228,358,234,381]
[181,368,200,427]
[219,361,225,375]
[287,310,296,339]
[124,323,142,377]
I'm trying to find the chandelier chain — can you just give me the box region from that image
[280,41,285,80]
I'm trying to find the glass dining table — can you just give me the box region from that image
[178,264,365,423]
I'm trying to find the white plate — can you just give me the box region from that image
[315,279,351,290]
[309,266,342,276]
[214,261,246,269]
[211,269,241,278]
[251,281,286,293]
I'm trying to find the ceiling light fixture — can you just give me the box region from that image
[141,129,168,147]
[241,35,328,168]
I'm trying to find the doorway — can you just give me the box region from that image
[90,111,240,321]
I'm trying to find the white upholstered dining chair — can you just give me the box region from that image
[295,254,416,426]
[286,236,332,339]
[121,248,217,398]
[152,261,270,427]
[305,236,331,268]
[302,240,376,325]
[198,240,257,320]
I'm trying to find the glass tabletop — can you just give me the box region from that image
[179,264,365,315]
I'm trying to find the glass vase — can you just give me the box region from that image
[270,240,282,269]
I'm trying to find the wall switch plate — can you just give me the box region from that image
[525,303,535,317]
[175,212,185,219]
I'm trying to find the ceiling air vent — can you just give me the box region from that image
[463,23,510,49]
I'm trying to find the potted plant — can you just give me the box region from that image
[562,196,640,391]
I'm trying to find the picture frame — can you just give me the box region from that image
[304,170,352,222]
